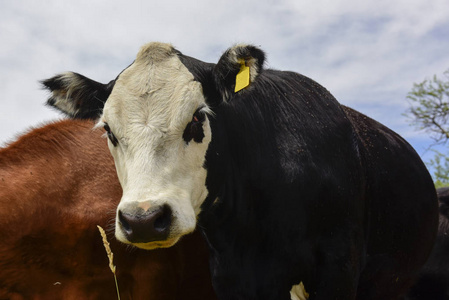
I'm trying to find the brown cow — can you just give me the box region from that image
[0,119,216,300]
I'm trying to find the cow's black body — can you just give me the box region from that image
[43,44,439,300]
[406,187,449,300]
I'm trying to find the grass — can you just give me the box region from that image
[97,225,121,300]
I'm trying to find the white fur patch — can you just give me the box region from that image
[101,42,212,248]
[290,282,309,300]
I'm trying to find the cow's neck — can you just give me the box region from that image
[199,101,272,250]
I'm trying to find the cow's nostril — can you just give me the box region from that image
[118,210,131,233]
[117,204,172,243]
[154,205,172,232]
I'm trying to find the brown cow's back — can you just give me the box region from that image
[0,119,216,299]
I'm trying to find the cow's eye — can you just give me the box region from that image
[183,109,206,144]
[192,109,206,124]
[104,123,119,147]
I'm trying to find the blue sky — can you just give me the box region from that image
[1,0,448,174]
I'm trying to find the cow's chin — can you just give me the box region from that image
[131,237,181,250]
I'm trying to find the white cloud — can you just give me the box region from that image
[1,0,448,172]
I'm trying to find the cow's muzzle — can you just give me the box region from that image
[117,202,172,243]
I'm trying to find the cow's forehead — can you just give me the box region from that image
[102,42,204,135]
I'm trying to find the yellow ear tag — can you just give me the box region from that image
[234,61,250,93]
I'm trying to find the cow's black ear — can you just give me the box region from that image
[41,72,115,120]
[213,44,265,102]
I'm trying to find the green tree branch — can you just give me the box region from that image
[404,69,449,186]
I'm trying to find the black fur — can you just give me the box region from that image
[41,44,439,300]
[186,45,437,300]
[42,72,115,119]
[182,108,207,144]
[406,187,449,300]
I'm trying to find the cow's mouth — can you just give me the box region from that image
[131,236,180,250]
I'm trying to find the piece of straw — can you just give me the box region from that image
[97,225,120,300]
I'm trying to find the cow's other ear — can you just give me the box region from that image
[213,44,265,102]
[41,72,115,120]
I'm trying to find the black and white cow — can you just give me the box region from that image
[42,42,438,300]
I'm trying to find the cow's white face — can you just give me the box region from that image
[99,43,212,249]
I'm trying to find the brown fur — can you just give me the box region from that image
[0,119,216,299]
